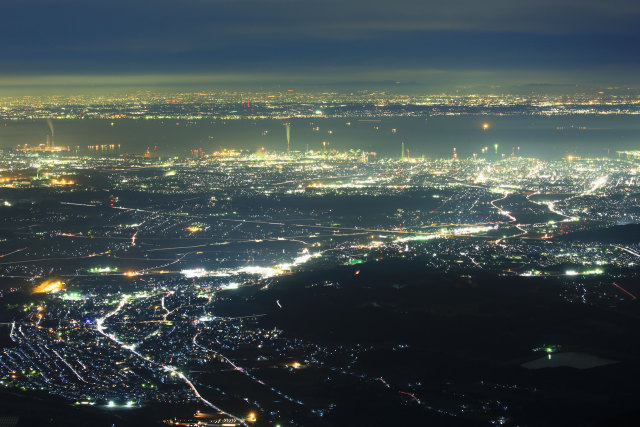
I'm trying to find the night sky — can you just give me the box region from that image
[2,0,640,91]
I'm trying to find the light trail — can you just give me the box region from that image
[220,218,464,235]
[544,200,570,219]
[193,332,304,407]
[527,176,606,223]
[55,233,130,240]
[60,202,97,207]
[114,203,493,236]
[367,375,456,417]
[9,322,16,343]
[110,204,499,249]
[399,391,421,404]
[145,242,229,252]
[490,191,530,244]
[612,282,637,300]
[495,223,528,245]
[170,368,248,426]
[193,332,241,370]
[0,275,38,278]
[138,251,193,273]
[143,236,310,253]
[614,245,640,258]
[489,191,516,222]
[0,253,105,266]
[0,248,26,258]
[216,314,267,321]
[526,191,573,221]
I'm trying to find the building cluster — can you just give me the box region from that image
[1,149,640,425]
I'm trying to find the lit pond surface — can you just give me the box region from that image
[522,352,618,370]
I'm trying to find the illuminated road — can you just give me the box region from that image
[111,203,496,236]
[193,332,306,407]
[614,245,640,259]
[612,282,637,300]
[95,294,248,426]
[526,191,573,221]
[47,345,88,384]
[138,251,193,273]
[490,191,529,244]
[0,248,26,258]
[490,191,516,223]
[0,253,105,266]
[526,176,607,223]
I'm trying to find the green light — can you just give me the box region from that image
[88,266,118,273]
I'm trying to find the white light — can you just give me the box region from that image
[181,268,208,278]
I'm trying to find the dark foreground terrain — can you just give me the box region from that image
[2,258,640,426]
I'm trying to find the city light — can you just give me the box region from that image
[2,89,640,427]
[33,279,65,294]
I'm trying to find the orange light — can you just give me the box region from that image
[50,178,75,186]
[33,279,65,294]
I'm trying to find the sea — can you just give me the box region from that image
[1,114,639,159]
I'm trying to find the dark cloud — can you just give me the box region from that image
[1,0,639,89]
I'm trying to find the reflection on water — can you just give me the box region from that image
[522,352,617,370]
